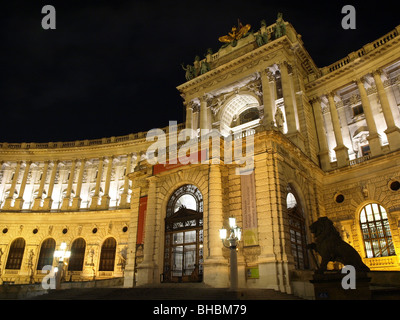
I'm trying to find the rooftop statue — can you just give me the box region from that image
[274,12,286,39]
[181,64,195,81]
[255,20,269,47]
[218,19,251,47]
[307,217,370,274]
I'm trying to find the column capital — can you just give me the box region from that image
[309,96,321,105]
[372,68,383,77]
[104,155,114,163]
[354,77,365,85]
[200,93,213,104]
[23,160,32,167]
[261,68,275,82]
[326,91,336,99]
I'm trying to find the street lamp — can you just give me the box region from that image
[53,242,71,290]
[219,217,241,291]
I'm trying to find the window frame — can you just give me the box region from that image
[6,238,26,270]
[360,203,396,258]
[36,238,56,270]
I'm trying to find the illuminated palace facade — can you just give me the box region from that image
[1,18,400,299]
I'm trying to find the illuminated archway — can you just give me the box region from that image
[163,184,203,283]
[219,94,260,136]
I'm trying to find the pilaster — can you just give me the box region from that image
[203,163,228,288]
[61,159,76,210]
[372,69,400,151]
[123,186,141,288]
[14,161,32,210]
[32,161,49,210]
[3,161,22,210]
[43,161,58,210]
[100,157,114,209]
[260,68,275,129]
[71,159,86,210]
[136,176,158,286]
[310,97,331,171]
[327,92,349,167]
[90,157,104,210]
[279,61,297,135]
[355,78,382,157]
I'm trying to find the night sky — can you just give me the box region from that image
[0,0,398,143]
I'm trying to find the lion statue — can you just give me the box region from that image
[307,217,370,274]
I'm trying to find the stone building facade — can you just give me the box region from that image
[0,17,399,299]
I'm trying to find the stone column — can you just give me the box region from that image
[61,160,76,210]
[136,176,158,286]
[72,159,86,210]
[90,157,104,210]
[14,161,32,210]
[120,154,132,207]
[327,92,349,167]
[310,98,331,170]
[279,61,297,134]
[185,102,193,130]
[123,186,141,287]
[203,164,228,288]
[43,161,58,210]
[101,157,114,208]
[200,95,210,134]
[355,78,382,156]
[3,161,22,210]
[261,68,275,129]
[32,161,49,210]
[372,69,400,150]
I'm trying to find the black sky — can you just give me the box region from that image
[0,0,398,143]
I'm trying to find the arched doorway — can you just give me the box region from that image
[287,189,309,270]
[163,184,203,283]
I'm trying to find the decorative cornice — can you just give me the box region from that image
[176,36,292,93]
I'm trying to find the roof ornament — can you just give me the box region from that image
[218,19,251,48]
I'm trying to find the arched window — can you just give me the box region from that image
[6,238,25,270]
[68,238,86,271]
[99,237,116,271]
[360,203,396,258]
[287,190,309,270]
[36,238,56,270]
[166,184,203,218]
[164,184,203,283]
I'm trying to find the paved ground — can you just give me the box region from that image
[28,283,303,300]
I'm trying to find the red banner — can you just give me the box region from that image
[136,196,148,244]
[152,149,208,175]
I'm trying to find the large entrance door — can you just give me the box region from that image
[163,185,203,283]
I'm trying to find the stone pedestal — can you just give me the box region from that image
[310,272,371,300]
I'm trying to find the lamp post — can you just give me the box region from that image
[219,217,241,291]
[53,242,71,290]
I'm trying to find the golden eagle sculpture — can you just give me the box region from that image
[218,20,251,43]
